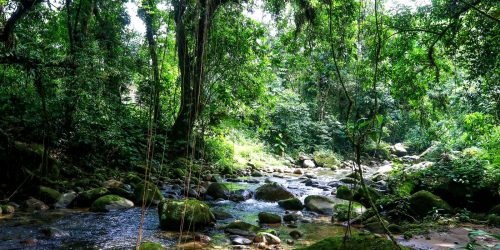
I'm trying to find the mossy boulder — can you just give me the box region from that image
[313,151,340,169]
[283,212,302,222]
[206,182,230,199]
[212,209,233,220]
[258,212,282,224]
[70,187,109,207]
[333,203,361,221]
[487,214,500,226]
[278,198,303,210]
[125,172,143,185]
[158,199,214,230]
[0,205,15,214]
[346,172,361,180]
[388,224,403,234]
[363,216,390,234]
[353,187,381,208]
[39,186,62,204]
[304,195,335,214]
[255,183,294,201]
[409,190,451,216]
[139,241,164,250]
[336,185,354,200]
[90,195,134,212]
[340,178,359,184]
[225,221,260,233]
[297,234,408,250]
[395,180,415,196]
[134,181,164,205]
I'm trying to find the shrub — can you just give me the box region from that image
[203,136,235,173]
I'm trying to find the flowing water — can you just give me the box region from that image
[0,164,389,249]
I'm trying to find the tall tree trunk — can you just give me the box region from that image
[168,0,223,156]
[63,0,94,134]
[142,0,161,126]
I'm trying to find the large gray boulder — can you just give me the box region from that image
[391,143,407,157]
[304,195,335,214]
[206,183,230,199]
[255,183,294,201]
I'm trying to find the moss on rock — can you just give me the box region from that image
[258,212,282,224]
[409,190,451,216]
[336,185,354,200]
[0,205,15,214]
[487,214,500,226]
[278,197,303,210]
[134,181,164,205]
[139,241,164,250]
[255,183,294,201]
[225,220,260,233]
[39,186,62,204]
[353,186,381,208]
[313,151,340,169]
[206,182,230,199]
[71,187,109,207]
[158,199,214,230]
[90,195,134,212]
[333,203,361,221]
[304,195,336,214]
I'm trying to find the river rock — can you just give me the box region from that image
[336,185,353,200]
[304,195,335,214]
[0,204,15,214]
[158,199,214,230]
[302,159,315,168]
[134,181,164,205]
[70,187,109,208]
[293,169,303,175]
[212,209,233,220]
[255,183,294,201]
[102,179,123,189]
[225,221,260,233]
[225,228,256,237]
[139,241,164,250]
[283,211,302,222]
[176,241,205,250]
[391,143,407,157]
[40,227,70,238]
[363,216,390,234]
[278,197,303,210]
[258,212,282,224]
[207,182,230,199]
[339,177,358,184]
[254,232,281,245]
[24,197,49,210]
[229,189,253,202]
[251,171,263,177]
[231,236,252,245]
[54,191,77,209]
[409,190,451,216]
[90,195,134,212]
[289,230,303,239]
[39,186,62,204]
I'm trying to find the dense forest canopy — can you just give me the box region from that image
[0,0,498,249]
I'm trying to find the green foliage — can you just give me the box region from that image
[203,136,235,174]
